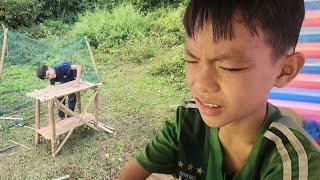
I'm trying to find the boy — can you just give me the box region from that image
[120,0,320,179]
[36,61,81,120]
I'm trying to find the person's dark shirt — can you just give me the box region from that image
[50,61,76,85]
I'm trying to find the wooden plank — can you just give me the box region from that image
[48,99,56,157]
[35,100,40,145]
[26,80,97,101]
[36,112,94,140]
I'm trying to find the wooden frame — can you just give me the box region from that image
[27,80,103,157]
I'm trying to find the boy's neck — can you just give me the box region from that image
[218,102,268,173]
[218,102,267,146]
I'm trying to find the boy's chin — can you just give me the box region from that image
[200,114,230,128]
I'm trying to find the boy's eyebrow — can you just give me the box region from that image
[185,48,250,62]
[185,48,198,59]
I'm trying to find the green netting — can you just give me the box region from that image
[0,30,101,121]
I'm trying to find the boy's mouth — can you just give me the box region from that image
[195,97,223,116]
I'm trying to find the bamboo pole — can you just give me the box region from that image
[54,87,100,156]
[2,24,8,56]
[0,25,8,78]
[93,88,99,127]
[54,99,74,117]
[35,100,40,145]
[85,37,99,75]
[48,99,56,157]
[54,99,98,131]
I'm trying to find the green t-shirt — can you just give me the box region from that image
[136,102,320,180]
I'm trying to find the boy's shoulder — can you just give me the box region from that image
[54,60,71,68]
[258,111,320,179]
[267,113,320,153]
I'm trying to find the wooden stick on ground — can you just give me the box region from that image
[98,122,115,131]
[54,87,100,156]
[0,144,17,153]
[9,140,30,149]
[18,124,34,130]
[98,123,113,134]
[0,117,24,120]
[53,175,70,180]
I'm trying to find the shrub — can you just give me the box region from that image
[148,45,186,90]
[148,5,186,48]
[70,3,150,48]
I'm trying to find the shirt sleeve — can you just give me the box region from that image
[261,146,320,180]
[135,110,182,174]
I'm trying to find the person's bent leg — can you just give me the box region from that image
[57,96,66,119]
[67,93,76,117]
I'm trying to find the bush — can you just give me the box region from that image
[148,45,186,90]
[0,0,106,28]
[148,5,186,48]
[70,3,150,48]
[132,0,187,10]
[0,0,42,27]
[98,37,156,64]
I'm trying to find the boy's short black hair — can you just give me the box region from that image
[183,0,305,58]
[36,65,48,80]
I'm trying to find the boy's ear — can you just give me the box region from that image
[274,52,305,88]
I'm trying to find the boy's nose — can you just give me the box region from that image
[195,66,220,95]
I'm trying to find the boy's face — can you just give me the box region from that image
[184,17,283,128]
[45,68,56,80]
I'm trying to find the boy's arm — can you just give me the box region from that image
[119,158,151,180]
[119,107,184,178]
[71,64,81,87]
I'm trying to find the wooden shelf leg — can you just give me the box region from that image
[48,99,56,157]
[94,89,99,127]
[35,100,40,145]
[76,92,81,112]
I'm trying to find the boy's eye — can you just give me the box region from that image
[220,67,244,72]
[186,60,198,64]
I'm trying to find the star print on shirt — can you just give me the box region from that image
[196,167,204,175]
[178,161,184,168]
[188,163,194,171]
